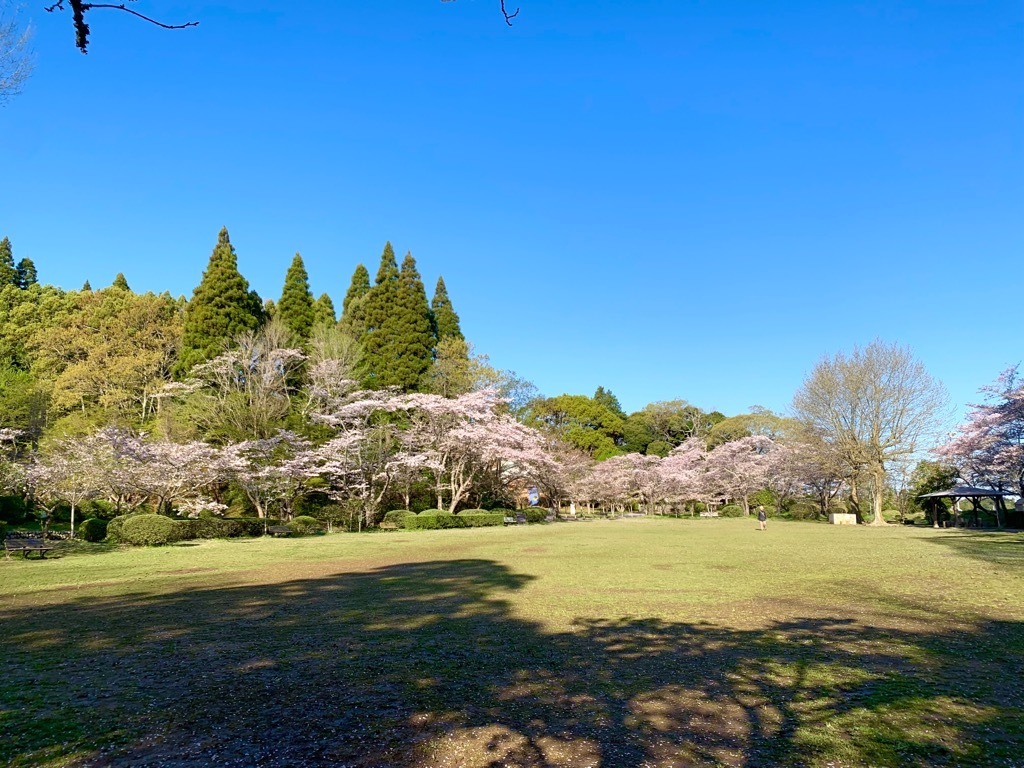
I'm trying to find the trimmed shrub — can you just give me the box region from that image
[405,510,504,529]
[382,509,414,528]
[289,515,324,535]
[79,518,108,542]
[523,508,549,523]
[105,512,146,543]
[718,504,746,518]
[176,517,277,540]
[456,512,504,527]
[786,500,820,520]
[0,521,7,540]
[121,514,180,546]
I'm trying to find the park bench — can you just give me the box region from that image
[4,537,52,560]
[266,525,292,537]
[699,510,719,518]
[378,522,399,531]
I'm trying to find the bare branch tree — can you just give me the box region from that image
[0,2,32,103]
[792,340,948,526]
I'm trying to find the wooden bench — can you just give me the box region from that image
[266,525,292,537]
[378,522,399,531]
[699,511,719,518]
[4,537,52,560]
[504,516,526,525]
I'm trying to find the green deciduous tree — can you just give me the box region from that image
[175,227,263,377]
[529,394,625,459]
[30,287,183,427]
[278,253,316,343]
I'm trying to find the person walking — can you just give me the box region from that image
[756,505,767,531]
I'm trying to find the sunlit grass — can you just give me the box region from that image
[2,519,1023,766]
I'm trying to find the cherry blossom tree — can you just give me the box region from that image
[226,431,318,521]
[27,440,98,538]
[390,390,554,512]
[937,366,1024,496]
[704,436,773,515]
[593,453,669,514]
[662,438,716,515]
[127,439,227,514]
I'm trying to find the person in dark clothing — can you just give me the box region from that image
[756,505,767,531]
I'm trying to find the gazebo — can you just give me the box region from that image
[918,485,1015,528]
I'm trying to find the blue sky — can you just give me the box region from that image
[1,1,1021,426]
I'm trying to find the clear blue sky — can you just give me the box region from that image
[1,1,1021,426]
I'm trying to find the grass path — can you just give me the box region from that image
[2,519,1023,767]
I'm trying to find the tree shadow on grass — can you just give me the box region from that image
[1,559,1023,767]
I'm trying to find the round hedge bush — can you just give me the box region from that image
[79,518,108,542]
[289,515,324,535]
[382,509,413,528]
[105,513,139,543]
[121,514,180,546]
[718,504,746,517]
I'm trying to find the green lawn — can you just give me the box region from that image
[2,519,1023,767]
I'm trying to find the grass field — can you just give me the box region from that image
[2,518,1023,767]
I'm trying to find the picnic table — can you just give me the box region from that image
[4,537,52,560]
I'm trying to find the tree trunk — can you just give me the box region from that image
[868,464,888,526]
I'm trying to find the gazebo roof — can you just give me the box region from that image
[918,485,1012,499]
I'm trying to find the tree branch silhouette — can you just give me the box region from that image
[44,0,198,53]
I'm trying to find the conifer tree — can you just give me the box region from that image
[313,292,336,328]
[15,258,37,289]
[390,251,436,390]
[431,276,464,342]
[358,243,401,388]
[0,237,16,287]
[175,227,264,377]
[277,253,315,343]
[81,280,92,292]
[339,264,371,339]
[111,273,131,291]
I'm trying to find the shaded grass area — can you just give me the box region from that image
[2,521,1023,767]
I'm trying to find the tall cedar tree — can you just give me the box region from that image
[277,253,315,343]
[340,263,371,339]
[391,252,436,390]
[175,227,264,377]
[431,276,464,342]
[358,243,400,388]
[16,258,37,289]
[112,273,131,291]
[0,237,16,287]
[313,293,336,327]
